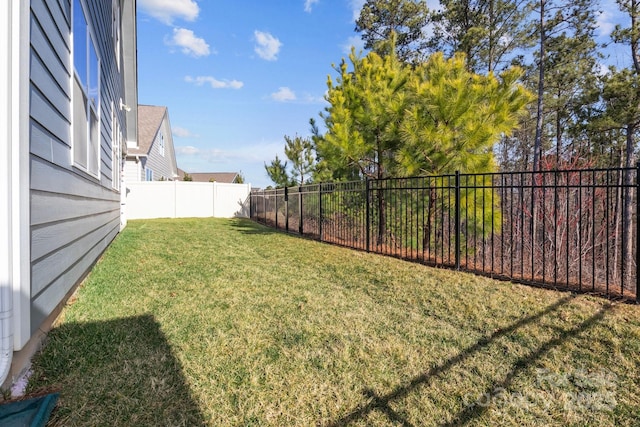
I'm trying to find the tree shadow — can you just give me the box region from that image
[228,218,280,235]
[440,303,612,426]
[327,294,614,426]
[28,314,207,426]
[234,195,251,218]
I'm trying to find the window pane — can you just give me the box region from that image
[73,76,88,168]
[89,108,100,176]
[88,38,99,109]
[113,0,121,71]
[73,0,87,87]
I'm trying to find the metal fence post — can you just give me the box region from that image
[319,184,323,241]
[365,178,371,253]
[631,162,640,304]
[299,186,303,235]
[455,171,461,271]
[285,186,289,232]
[274,189,278,230]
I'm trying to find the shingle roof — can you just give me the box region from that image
[188,172,239,183]
[129,105,167,155]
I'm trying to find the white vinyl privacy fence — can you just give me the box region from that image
[125,181,251,220]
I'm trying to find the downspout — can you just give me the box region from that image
[0,295,12,389]
[1,0,30,388]
[0,0,20,386]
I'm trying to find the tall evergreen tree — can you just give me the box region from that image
[284,135,316,185]
[397,52,532,175]
[265,135,318,187]
[315,45,531,244]
[316,47,409,181]
[264,155,293,188]
[526,0,600,171]
[609,0,640,165]
[613,0,640,74]
[609,0,640,288]
[540,2,600,163]
[430,0,533,73]
[355,0,430,63]
[316,45,409,243]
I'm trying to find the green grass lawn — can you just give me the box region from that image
[27,218,640,426]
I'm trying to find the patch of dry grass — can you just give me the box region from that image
[28,218,640,426]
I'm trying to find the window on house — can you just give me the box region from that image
[73,0,100,178]
[159,133,165,157]
[112,0,121,71]
[146,168,153,181]
[112,103,121,190]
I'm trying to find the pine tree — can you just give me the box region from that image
[316,43,409,243]
[284,135,316,185]
[316,46,409,181]
[397,52,532,176]
[430,0,534,73]
[355,0,430,63]
[613,0,640,74]
[264,155,293,188]
[265,135,318,187]
[609,0,640,288]
[315,45,530,244]
[541,0,600,163]
[524,0,600,171]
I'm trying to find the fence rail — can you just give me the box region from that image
[250,167,639,302]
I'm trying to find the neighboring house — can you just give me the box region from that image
[125,105,178,182]
[179,171,243,183]
[0,0,137,389]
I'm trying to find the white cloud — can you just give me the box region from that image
[341,35,365,55]
[271,87,297,102]
[595,61,612,76]
[597,10,613,38]
[304,0,320,12]
[173,127,198,138]
[350,0,365,23]
[185,75,244,89]
[302,92,329,104]
[175,141,284,165]
[175,145,201,155]
[254,30,282,61]
[166,28,211,57]
[138,0,199,25]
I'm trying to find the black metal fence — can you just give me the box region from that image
[250,167,639,302]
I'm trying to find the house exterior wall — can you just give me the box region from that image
[125,157,144,182]
[142,114,178,181]
[28,0,130,342]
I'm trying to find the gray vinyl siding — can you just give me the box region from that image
[144,116,178,181]
[29,0,126,333]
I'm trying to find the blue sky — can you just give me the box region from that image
[136,0,365,188]
[136,0,630,188]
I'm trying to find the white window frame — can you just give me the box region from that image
[145,168,153,181]
[159,133,165,157]
[72,0,101,179]
[111,102,122,190]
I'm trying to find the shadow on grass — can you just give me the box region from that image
[29,314,206,426]
[229,218,280,235]
[328,295,614,427]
